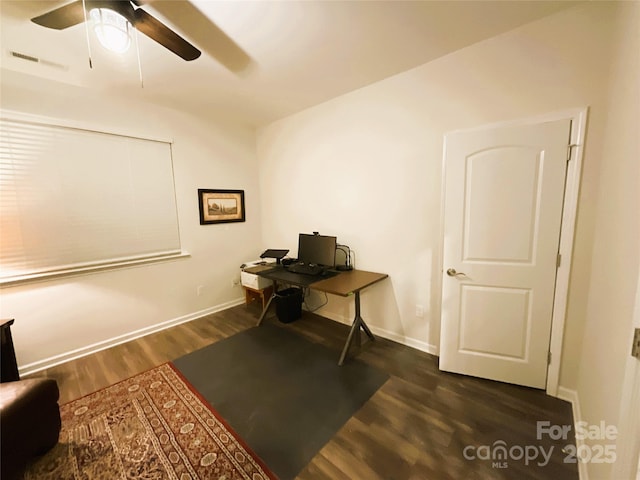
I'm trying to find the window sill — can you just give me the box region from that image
[0,252,191,288]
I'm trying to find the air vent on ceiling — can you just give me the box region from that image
[8,50,68,71]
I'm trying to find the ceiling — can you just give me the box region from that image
[0,0,576,127]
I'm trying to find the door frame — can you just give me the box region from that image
[613,268,640,479]
[438,107,588,396]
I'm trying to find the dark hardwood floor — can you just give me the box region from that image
[29,303,578,480]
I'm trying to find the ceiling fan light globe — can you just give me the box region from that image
[90,8,132,54]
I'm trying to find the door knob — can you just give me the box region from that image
[447,268,466,277]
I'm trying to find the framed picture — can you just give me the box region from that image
[198,189,245,225]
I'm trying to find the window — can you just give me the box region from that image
[0,112,183,284]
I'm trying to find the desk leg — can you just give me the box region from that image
[257,281,277,326]
[338,291,375,365]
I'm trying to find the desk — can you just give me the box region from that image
[245,265,388,365]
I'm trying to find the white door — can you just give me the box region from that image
[440,118,571,389]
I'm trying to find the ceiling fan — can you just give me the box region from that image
[31,0,201,61]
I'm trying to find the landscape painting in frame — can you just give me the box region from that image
[198,189,245,224]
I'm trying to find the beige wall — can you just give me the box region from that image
[0,71,262,370]
[577,3,640,479]
[257,2,618,387]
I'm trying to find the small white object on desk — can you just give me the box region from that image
[240,260,275,290]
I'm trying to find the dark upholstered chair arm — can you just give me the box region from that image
[0,378,61,480]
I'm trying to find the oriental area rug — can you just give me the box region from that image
[24,363,276,480]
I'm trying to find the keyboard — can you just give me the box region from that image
[287,262,325,276]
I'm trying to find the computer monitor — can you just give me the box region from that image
[297,233,337,267]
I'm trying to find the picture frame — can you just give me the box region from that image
[198,189,245,225]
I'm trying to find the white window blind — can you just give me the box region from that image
[0,114,182,283]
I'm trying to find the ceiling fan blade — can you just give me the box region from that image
[147,1,253,73]
[132,8,201,61]
[31,0,85,29]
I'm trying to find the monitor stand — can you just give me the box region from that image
[260,249,289,264]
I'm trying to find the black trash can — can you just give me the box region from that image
[275,287,303,323]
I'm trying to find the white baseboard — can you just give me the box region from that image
[21,300,439,376]
[18,297,245,377]
[319,310,439,356]
[557,386,588,480]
